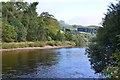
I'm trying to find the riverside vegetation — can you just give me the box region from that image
[1,1,87,49]
[1,0,120,78]
[2,41,75,49]
[86,1,120,78]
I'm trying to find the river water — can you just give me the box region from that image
[2,47,101,78]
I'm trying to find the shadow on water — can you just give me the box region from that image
[2,49,58,78]
[2,48,102,78]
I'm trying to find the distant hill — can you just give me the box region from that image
[59,20,100,43]
[59,20,100,29]
[59,20,72,28]
[59,20,100,37]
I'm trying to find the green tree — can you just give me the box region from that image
[2,2,28,42]
[2,2,61,42]
[64,29,73,41]
[26,2,39,41]
[2,23,17,42]
[86,1,120,77]
[37,16,47,41]
[102,34,120,78]
[55,30,65,41]
[40,12,60,40]
[73,34,86,46]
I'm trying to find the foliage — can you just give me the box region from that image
[2,41,75,49]
[102,51,120,78]
[55,30,65,41]
[1,1,86,48]
[46,41,56,46]
[72,34,87,47]
[64,30,73,41]
[40,12,61,40]
[102,34,120,78]
[2,2,61,42]
[2,23,17,42]
[86,1,120,78]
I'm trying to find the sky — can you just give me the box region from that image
[0,0,117,26]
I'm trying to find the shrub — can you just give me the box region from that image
[46,41,55,46]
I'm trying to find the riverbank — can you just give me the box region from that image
[1,45,72,51]
[1,41,75,51]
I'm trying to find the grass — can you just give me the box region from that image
[1,41,75,49]
[2,42,29,49]
[46,41,56,46]
[27,41,45,47]
[46,41,76,47]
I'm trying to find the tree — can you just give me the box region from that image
[26,2,39,41]
[55,30,65,41]
[102,34,120,78]
[40,12,61,40]
[2,2,61,42]
[64,29,73,41]
[2,23,17,42]
[86,1,120,77]
[73,34,87,46]
[2,2,28,42]
[37,16,47,41]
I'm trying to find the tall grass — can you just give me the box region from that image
[1,41,75,49]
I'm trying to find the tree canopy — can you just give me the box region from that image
[86,1,120,78]
[2,2,61,42]
[1,1,88,47]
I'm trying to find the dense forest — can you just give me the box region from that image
[1,1,91,48]
[86,1,120,78]
[2,2,61,42]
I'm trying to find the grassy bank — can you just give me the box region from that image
[1,41,76,49]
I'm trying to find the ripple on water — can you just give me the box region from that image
[2,47,103,78]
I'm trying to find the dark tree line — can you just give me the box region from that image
[86,1,120,78]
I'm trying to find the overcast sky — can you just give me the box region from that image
[0,0,117,26]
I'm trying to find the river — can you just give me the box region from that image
[2,47,101,78]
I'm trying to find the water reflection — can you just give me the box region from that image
[2,48,100,78]
[2,49,58,78]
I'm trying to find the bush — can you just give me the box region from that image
[2,41,75,49]
[46,41,55,46]
[2,43,19,49]
[34,42,46,47]
[2,42,46,49]
[18,43,29,48]
[27,42,45,47]
[55,41,62,46]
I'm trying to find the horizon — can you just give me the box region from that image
[0,0,117,26]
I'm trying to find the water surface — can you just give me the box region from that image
[2,48,100,78]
